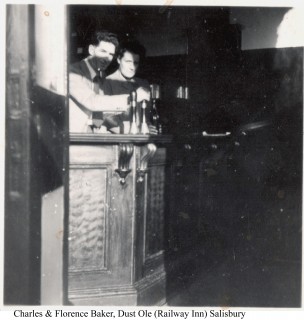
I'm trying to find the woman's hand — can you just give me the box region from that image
[136,87,151,102]
[148,124,158,135]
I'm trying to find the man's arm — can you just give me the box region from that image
[69,71,130,112]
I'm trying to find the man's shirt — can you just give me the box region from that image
[69,59,130,133]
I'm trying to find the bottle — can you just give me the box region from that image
[129,90,139,134]
[151,98,160,134]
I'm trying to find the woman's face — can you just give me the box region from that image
[118,51,140,79]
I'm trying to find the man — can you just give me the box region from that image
[103,40,157,134]
[69,31,150,133]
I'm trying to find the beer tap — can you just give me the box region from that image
[129,90,139,134]
[140,100,150,134]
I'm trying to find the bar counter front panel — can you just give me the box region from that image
[68,134,173,305]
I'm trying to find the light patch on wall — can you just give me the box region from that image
[276,8,304,48]
[230,7,289,50]
[35,5,67,95]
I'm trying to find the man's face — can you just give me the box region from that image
[118,51,140,79]
[88,40,116,72]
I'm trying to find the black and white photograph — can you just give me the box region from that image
[2,0,303,315]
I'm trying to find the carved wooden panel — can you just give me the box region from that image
[69,167,109,272]
[145,165,166,257]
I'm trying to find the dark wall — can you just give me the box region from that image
[69,5,199,61]
[163,47,302,307]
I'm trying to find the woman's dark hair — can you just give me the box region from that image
[117,40,146,61]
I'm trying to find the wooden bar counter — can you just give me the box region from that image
[68,133,172,306]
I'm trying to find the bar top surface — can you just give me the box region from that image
[70,133,173,144]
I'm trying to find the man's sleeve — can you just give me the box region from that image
[69,71,130,112]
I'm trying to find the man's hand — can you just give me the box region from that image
[136,87,151,102]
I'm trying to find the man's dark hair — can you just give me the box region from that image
[117,40,146,61]
[89,30,119,49]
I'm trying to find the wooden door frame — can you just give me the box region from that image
[4,4,69,305]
